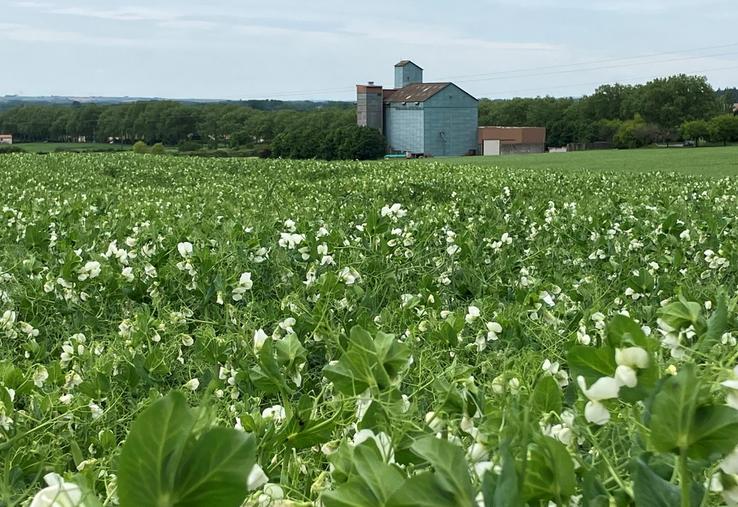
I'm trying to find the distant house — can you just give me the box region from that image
[733,103,738,116]
[478,126,546,156]
[0,134,12,145]
[357,61,479,157]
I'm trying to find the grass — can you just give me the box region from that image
[16,142,130,153]
[439,146,738,177]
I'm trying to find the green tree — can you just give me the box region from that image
[150,142,165,155]
[132,140,149,154]
[638,75,719,130]
[708,115,738,146]
[680,120,709,146]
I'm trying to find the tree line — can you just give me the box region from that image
[480,75,738,147]
[0,74,736,158]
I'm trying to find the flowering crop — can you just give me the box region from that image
[1,153,738,506]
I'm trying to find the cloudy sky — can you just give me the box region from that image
[2,0,737,100]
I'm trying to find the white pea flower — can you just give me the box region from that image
[584,401,611,425]
[486,321,502,341]
[77,261,101,281]
[424,411,445,432]
[89,402,103,420]
[577,375,619,425]
[338,267,361,286]
[539,291,555,307]
[577,376,619,401]
[184,378,199,391]
[121,267,134,282]
[614,365,638,388]
[33,366,49,388]
[615,347,650,369]
[721,366,738,410]
[30,473,84,507]
[262,405,286,423]
[253,329,268,352]
[232,272,253,301]
[465,306,481,324]
[247,464,269,491]
[467,442,489,463]
[177,242,193,258]
[278,233,305,250]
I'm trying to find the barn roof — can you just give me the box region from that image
[395,60,423,69]
[384,82,451,103]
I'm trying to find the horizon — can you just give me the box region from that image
[2,70,736,105]
[2,0,738,101]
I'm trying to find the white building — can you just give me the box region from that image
[0,135,12,145]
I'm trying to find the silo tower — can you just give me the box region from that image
[394,61,423,88]
[356,82,384,133]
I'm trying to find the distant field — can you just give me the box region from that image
[441,146,738,177]
[16,142,130,153]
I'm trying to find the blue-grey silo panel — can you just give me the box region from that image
[385,104,424,154]
[394,63,424,89]
[423,84,479,156]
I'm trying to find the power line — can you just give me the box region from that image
[479,63,738,97]
[451,50,738,84]
[246,42,738,99]
[432,42,738,81]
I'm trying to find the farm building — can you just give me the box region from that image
[0,134,12,145]
[478,126,546,156]
[357,61,478,157]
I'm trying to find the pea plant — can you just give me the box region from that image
[0,153,737,506]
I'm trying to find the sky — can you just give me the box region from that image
[1,0,737,101]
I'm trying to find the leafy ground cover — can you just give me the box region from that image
[1,153,738,506]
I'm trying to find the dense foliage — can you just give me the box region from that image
[479,76,737,147]
[1,153,738,506]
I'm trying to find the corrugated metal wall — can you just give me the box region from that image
[356,87,384,133]
[386,104,425,154]
[394,63,423,89]
[423,84,478,157]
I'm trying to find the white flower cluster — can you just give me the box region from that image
[231,272,253,301]
[380,203,407,222]
[577,346,649,425]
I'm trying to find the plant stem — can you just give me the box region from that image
[679,447,690,507]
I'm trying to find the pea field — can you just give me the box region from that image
[2,151,738,507]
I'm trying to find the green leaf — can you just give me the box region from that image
[567,345,617,382]
[581,468,609,507]
[118,392,256,507]
[174,428,257,507]
[659,297,701,330]
[688,405,738,459]
[275,333,307,369]
[483,444,522,507]
[321,440,405,507]
[632,458,680,507]
[323,326,410,396]
[118,392,195,507]
[647,364,699,454]
[523,437,576,503]
[353,441,406,502]
[531,375,562,416]
[386,473,456,507]
[408,437,475,505]
[699,291,729,350]
[606,315,650,349]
